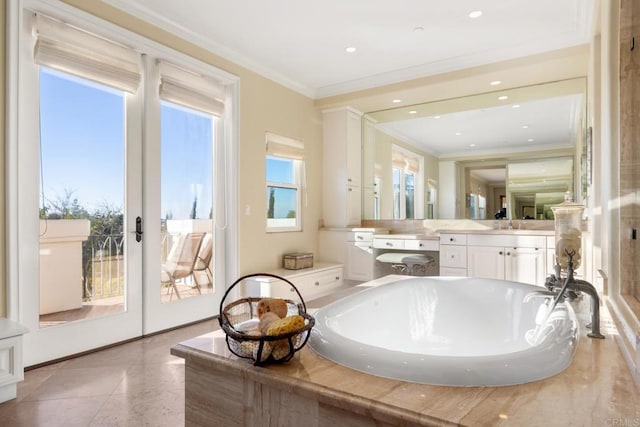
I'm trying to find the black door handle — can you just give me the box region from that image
[136,216,143,242]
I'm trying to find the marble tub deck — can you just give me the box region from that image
[172,277,640,426]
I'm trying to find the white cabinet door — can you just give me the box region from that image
[346,242,374,281]
[322,108,362,227]
[347,185,362,227]
[440,245,467,269]
[506,247,546,285]
[346,110,362,186]
[467,246,505,280]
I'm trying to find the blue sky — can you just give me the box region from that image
[40,68,124,213]
[40,68,213,220]
[266,157,297,218]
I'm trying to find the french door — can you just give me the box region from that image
[16,63,145,366]
[9,1,231,366]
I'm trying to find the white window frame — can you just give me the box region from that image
[265,132,304,233]
[266,156,303,232]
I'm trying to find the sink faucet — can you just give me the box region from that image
[544,250,605,339]
[508,219,513,230]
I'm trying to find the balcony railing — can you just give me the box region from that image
[86,234,125,300]
[84,232,173,301]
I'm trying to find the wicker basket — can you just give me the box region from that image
[218,273,315,365]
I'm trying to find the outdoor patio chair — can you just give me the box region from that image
[161,232,205,300]
[192,232,213,292]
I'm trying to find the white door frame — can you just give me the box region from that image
[6,0,239,365]
[140,54,239,334]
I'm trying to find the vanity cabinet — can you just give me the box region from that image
[244,262,343,301]
[466,235,546,286]
[322,107,363,227]
[439,233,468,276]
[372,235,440,278]
[372,237,439,251]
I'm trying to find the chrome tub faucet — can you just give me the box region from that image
[544,250,605,339]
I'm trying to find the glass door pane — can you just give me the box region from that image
[160,101,215,302]
[38,68,126,326]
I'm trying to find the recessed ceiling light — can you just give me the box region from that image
[408,110,417,114]
[345,46,357,53]
[433,115,441,119]
[528,138,534,142]
[522,125,529,129]
[469,143,476,147]
[468,10,483,19]
[490,80,501,86]
[498,95,508,100]
[413,26,424,32]
[455,132,462,136]
[392,99,402,103]
[512,104,520,108]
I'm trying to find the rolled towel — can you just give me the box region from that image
[257,298,288,319]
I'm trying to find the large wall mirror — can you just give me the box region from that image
[362,77,586,220]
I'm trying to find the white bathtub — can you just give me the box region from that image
[308,276,579,386]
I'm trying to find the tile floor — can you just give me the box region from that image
[0,319,219,427]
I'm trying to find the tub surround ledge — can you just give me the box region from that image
[172,281,640,426]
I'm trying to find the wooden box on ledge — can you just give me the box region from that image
[283,253,313,270]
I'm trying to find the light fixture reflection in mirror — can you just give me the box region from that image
[362,78,586,220]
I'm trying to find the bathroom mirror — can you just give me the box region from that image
[507,157,574,220]
[362,78,586,220]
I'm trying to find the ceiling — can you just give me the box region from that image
[105,0,594,99]
[105,0,593,158]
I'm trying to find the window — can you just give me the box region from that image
[392,146,424,219]
[265,133,304,232]
[39,67,128,312]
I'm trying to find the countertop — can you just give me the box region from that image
[320,226,390,233]
[172,277,640,426]
[373,233,440,240]
[439,229,556,236]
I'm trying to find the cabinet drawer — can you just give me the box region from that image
[304,269,343,299]
[351,231,374,243]
[440,233,467,245]
[440,245,467,269]
[310,269,342,288]
[373,238,405,249]
[405,239,439,251]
